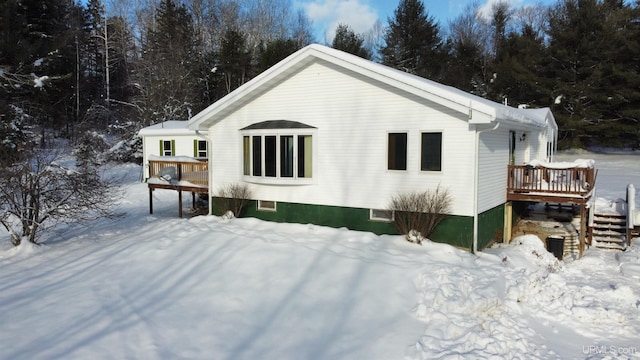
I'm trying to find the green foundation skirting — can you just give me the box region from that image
[211,197,503,251]
[476,204,506,250]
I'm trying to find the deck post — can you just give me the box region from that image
[178,188,183,218]
[192,192,196,209]
[149,187,154,214]
[504,202,513,244]
[579,203,587,257]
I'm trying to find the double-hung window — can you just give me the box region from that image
[242,120,315,183]
[421,132,442,171]
[194,139,207,158]
[160,140,174,156]
[388,133,407,170]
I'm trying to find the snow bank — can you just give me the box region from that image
[1,151,639,360]
[410,235,562,358]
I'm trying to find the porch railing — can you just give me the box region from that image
[148,159,208,186]
[507,164,595,196]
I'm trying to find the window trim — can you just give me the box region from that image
[160,139,175,156]
[369,209,394,222]
[257,200,277,211]
[241,128,316,185]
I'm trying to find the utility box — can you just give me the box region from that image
[546,235,565,260]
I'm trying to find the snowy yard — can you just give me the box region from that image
[1,151,640,359]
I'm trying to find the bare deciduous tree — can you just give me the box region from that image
[0,148,120,246]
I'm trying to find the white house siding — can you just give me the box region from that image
[209,60,478,216]
[477,129,510,213]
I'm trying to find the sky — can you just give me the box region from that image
[297,0,554,43]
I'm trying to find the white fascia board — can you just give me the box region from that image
[139,121,207,137]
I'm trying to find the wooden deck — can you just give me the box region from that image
[148,159,208,188]
[506,164,597,258]
[147,159,209,217]
[507,165,596,204]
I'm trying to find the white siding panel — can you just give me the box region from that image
[210,61,477,216]
[477,129,509,213]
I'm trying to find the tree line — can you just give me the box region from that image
[1,0,639,159]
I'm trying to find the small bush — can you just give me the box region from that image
[217,183,252,217]
[389,185,452,244]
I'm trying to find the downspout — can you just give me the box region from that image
[473,121,500,254]
[195,129,213,215]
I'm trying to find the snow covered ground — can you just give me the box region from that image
[1,151,639,359]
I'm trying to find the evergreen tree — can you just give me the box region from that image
[490,25,549,107]
[381,0,445,80]
[257,38,300,73]
[84,0,106,103]
[546,0,640,148]
[332,24,371,59]
[138,0,198,124]
[443,4,491,94]
[486,3,549,107]
[0,0,83,136]
[218,27,252,94]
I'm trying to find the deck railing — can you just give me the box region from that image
[507,164,595,196]
[148,159,208,186]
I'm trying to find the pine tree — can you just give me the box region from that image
[138,0,198,123]
[332,24,371,59]
[381,0,445,80]
[546,0,640,148]
[218,27,252,94]
[443,3,491,94]
[257,38,300,73]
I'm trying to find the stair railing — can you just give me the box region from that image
[627,184,636,246]
[588,188,596,245]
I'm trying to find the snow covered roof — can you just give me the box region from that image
[188,44,557,131]
[138,121,207,137]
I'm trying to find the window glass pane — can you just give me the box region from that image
[252,136,262,176]
[421,132,442,171]
[388,133,407,170]
[265,136,276,177]
[163,140,172,156]
[298,135,312,178]
[243,136,250,175]
[280,136,294,177]
[198,140,207,157]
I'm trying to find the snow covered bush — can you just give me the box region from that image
[106,136,142,164]
[389,185,452,244]
[0,104,35,167]
[217,183,252,218]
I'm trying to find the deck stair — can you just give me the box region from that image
[590,213,628,250]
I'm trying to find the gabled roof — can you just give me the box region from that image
[188,44,556,131]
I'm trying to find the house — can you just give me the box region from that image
[138,120,209,180]
[138,120,209,217]
[187,44,561,252]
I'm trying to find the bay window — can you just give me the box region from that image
[242,133,313,181]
